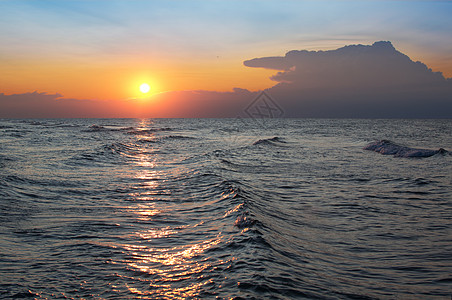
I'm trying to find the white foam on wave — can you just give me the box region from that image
[364,140,448,158]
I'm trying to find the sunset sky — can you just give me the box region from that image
[1,0,452,117]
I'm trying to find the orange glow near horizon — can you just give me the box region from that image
[0,56,276,102]
[1,0,452,119]
[2,45,451,119]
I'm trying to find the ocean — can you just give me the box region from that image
[0,118,451,299]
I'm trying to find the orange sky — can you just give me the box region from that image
[1,47,451,103]
[1,0,452,113]
[0,55,278,101]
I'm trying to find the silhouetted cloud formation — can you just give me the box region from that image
[0,92,127,118]
[1,41,451,118]
[244,41,452,117]
[0,89,256,118]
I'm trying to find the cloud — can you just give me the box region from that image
[0,89,257,118]
[0,92,131,118]
[2,41,451,118]
[244,41,452,118]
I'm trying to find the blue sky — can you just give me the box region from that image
[2,0,451,62]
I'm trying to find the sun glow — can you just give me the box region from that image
[140,83,150,93]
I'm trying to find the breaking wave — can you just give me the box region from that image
[364,140,448,158]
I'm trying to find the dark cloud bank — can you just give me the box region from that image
[244,41,452,118]
[1,41,451,118]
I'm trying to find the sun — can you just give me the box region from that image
[140,83,150,94]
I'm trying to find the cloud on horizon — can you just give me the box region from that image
[0,89,256,118]
[244,41,452,118]
[1,41,452,118]
[0,92,127,118]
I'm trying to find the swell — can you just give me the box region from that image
[0,174,41,225]
[83,124,173,135]
[180,173,279,297]
[83,124,135,132]
[137,135,196,144]
[187,151,262,230]
[252,136,286,146]
[70,142,154,166]
[1,118,451,299]
[161,170,253,227]
[364,140,449,158]
[23,120,83,128]
[127,127,173,135]
[0,154,15,168]
[109,162,268,299]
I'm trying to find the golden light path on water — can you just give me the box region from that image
[2,118,451,299]
[109,119,237,299]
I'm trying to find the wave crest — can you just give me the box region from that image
[127,127,173,135]
[84,125,135,132]
[364,140,448,158]
[253,136,286,146]
[234,212,255,228]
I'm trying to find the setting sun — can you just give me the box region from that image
[140,83,150,94]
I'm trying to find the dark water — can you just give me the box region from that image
[0,118,451,299]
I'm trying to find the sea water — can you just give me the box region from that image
[0,118,451,299]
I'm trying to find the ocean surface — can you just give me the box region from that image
[0,118,451,299]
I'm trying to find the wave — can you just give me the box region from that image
[71,142,150,166]
[127,127,173,135]
[83,124,135,132]
[137,135,196,144]
[137,137,158,144]
[25,120,46,126]
[83,125,174,136]
[25,120,82,128]
[0,154,15,168]
[364,140,448,158]
[1,286,40,299]
[164,135,195,140]
[1,128,30,138]
[234,212,256,228]
[252,136,286,146]
[103,142,144,156]
[178,172,256,229]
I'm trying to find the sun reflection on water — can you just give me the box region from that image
[119,236,229,299]
[123,237,222,268]
[111,120,232,299]
[126,280,211,299]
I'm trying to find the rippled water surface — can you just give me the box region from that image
[0,118,451,299]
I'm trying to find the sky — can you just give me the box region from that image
[1,0,452,118]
